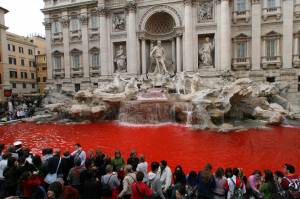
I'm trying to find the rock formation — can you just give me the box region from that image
[38,73,297,131]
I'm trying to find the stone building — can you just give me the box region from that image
[0,7,9,102]
[31,36,47,95]
[6,33,38,95]
[42,0,300,93]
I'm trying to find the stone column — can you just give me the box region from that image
[251,0,262,70]
[0,17,10,89]
[262,39,266,57]
[44,19,53,81]
[184,0,194,71]
[172,38,176,65]
[141,38,147,74]
[219,0,231,70]
[176,35,182,72]
[80,10,90,78]
[61,13,71,79]
[294,37,299,56]
[98,7,109,76]
[126,1,138,74]
[282,0,293,68]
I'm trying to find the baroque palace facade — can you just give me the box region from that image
[42,0,300,93]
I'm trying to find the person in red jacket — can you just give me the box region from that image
[131,171,153,199]
[281,164,300,198]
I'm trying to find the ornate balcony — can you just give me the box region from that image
[261,56,282,69]
[89,28,100,41]
[53,68,65,78]
[232,10,250,23]
[293,55,300,68]
[262,7,282,20]
[70,30,82,42]
[232,57,251,70]
[90,66,101,76]
[295,4,300,18]
[51,32,63,44]
[71,67,83,77]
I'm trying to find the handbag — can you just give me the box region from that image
[44,157,61,184]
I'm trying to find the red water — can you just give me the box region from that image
[0,122,300,175]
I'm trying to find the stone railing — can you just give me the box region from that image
[262,7,282,20]
[52,32,63,43]
[88,28,99,40]
[232,57,251,70]
[53,68,65,78]
[89,27,99,33]
[70,30,82,37]
[90,66,101,76]
[232,10,250,23]
[261,56,282,69]
[71,67,83,77]
[293,55,300,68]
[295,4,300,18]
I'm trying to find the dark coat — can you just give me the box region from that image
[47,155,64,176]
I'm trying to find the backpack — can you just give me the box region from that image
[230,178,244,199]
[284,177,300,198]
[101,175,113,197]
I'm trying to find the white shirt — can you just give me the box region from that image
[158,166,172,192]
[227,175,246,199]
[136,162,148,182]
[0,159,8,179]
[71,149,86,166]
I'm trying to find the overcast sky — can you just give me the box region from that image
[1,0,45,37]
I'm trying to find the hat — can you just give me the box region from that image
[13,141,22,146]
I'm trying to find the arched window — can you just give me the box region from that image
[89,47,100,68]
[70,49,82,69]
[70,18,80,31]
[236,0,246,11]
[90,15,99,29]
[52,51,63,69]
[52,21,61,33]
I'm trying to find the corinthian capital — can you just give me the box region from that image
[80,15,89,25]
[97,6,109,16]
[60,16,70,28]
[126,1,137,12]
[43,18,52,30]
[184,0,194,6]
[251,0,261,4]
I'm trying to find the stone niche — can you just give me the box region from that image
[147,40,175,73]
[198,34,215,68]
[113,42,127,73]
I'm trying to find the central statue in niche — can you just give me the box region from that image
[150,40,168,74]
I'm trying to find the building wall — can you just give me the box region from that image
[36,54,47,94]
[31,36,47,95]
[6,33,38,95]
[42,0,300,93]
[0,7,9,102]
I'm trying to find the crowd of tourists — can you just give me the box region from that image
[0,95,43,122]
[0,141,299,199]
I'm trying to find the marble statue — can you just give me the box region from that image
[124,77,139,100]
[198,2,213,22]
[199,37,214,67]
[190,73,203,94]
[113,14,125,31]
[98,74,125,93]
[115,45,127,72]
[175,72,187,94]
[150,40,168,75]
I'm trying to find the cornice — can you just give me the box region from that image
[41,0,97,13]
